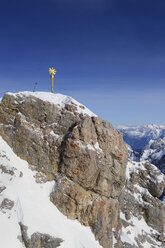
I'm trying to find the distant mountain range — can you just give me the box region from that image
[118,124,165,168]
[118,124,165,152]
[118,124,165,200]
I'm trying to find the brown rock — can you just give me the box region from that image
[50,175,122,248]
[0,92,128,248]
[60,116,128,198]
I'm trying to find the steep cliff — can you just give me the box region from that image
[0,92,165,248]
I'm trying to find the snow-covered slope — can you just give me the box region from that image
[0,136,102,248]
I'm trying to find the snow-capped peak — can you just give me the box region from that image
[118,124,165,176]
[7,91,97,117]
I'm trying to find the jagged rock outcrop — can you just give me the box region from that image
[0,92,165,248]
[19,223,63,248]
[0,92,128,248]
[0,93,127,196]
[119,160,165,247]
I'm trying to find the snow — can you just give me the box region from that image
[86,144,95,151]
[49,130,60,139]
[119,228,135,246]
[140,137,165,164]
[77,140,103,154]
[120,211,161,247]
[112,228,118,246]
[119,124,165,190]
[152,149,165,160]
[0,136,102,248]
[126,160,146,181]
[126,160,164,187]
[7,91,96,117]
[94,142,103,153]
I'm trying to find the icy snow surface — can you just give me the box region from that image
[7,91,96,117]
[0,136,102,248]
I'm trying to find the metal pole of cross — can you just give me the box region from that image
[49,67,56,93]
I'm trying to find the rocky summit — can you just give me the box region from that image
[0,91,165,248]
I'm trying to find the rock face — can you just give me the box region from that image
[0,92,128,248]
[0,91,165,248]
[0,92,127,196]
[119,160,165,247]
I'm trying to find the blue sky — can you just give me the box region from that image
[0,0,165,125]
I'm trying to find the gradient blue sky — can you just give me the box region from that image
[0,0,165,125]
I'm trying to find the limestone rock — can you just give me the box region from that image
[60,116,127,198]
[0,92,128,248]
[19,223,63,248]
[50,176,122,248]
[0,198,14,212]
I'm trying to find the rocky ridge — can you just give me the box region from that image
[0,92,165,248]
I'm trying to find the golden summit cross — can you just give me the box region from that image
[49,67,56,93]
